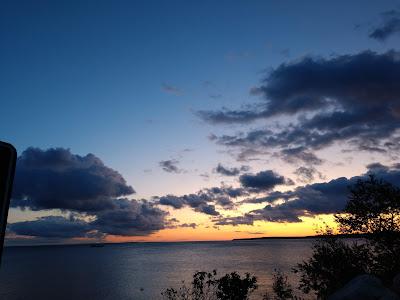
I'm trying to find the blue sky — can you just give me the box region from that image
[2,0,400,243]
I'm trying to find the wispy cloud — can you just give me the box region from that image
[369,10,400,41]
[159,159,183,173]
[162,83,182,95]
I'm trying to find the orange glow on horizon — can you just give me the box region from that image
[104,214,337,243]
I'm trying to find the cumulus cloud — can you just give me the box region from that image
[91,199,167,236]
[157,171,290,215]
[10,199,167,238]
[12,148,135,212]
[9,216,92,238]
[159,159,182,173]
[217,163,400,225]
[215,163,249,176]
[370,10,400,41]
[156,186,249,215]
[8,148,168,239]
[157,192,220,216]
[239,170,293,191]
[199,51,400,162]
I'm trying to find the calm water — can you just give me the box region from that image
[0,239,314,299]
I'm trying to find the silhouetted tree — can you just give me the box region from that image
[295,176,400,298]
[271,270,294,299]
[335,175,400,281]
[294,229,372,298]
[262,270,304,300]
[216,272,257,300]
[161,270,257,300]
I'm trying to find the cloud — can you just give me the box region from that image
[8,148,169,239]
[370,10,400,41]
[10,200,167,238]
[159,159,182,173]
[165,218,198,229]
[162,83,182,95]
[12,148,135,212]
[294,166,325,183]
[218,163,400,225]
[200,51,400,160]
[280,147,323,166]
[157,192,220,216]
[91,199,167,236]
[8,216,92,238]
[239,170,293,191]
[158,195,186,209]
[215,163,249,176]
[179,223,197,229]
[156,186,249,215]
[157,170,290,216]
[214,213,255,226]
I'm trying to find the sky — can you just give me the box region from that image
[1,0,400,245]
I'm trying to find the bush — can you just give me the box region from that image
[335,175,400,283]
[295,176,400,298]
[161,270,257,300]
[216,272,257,300]
[294,232,372,298]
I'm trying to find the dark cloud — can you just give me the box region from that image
[12,148,135,212]
[200,51,400,161]
[9,199,167,238]
[218,164,400,225]
[365,162,389,173]
[239,170,293,191]
[179,223,197,229]
[199,204,219,216]
[294,166,325,183]
[214,213,255,226]
[9,148,169,239]
[215,163,249,176]
[370,10,400,41]
[159,159,182,173]
[156,186,249,215]
[280,147,323,166]
[206,186,248,198]
[158,195,186,209]
[157,192,220,216]
[8,216,92,238]
[91,199,167,236]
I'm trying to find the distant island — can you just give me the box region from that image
[232,233,370,241]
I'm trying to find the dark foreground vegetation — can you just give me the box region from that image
[161,176,400,299]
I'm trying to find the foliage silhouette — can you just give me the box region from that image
[294,228,372,298]
[336,175,400,282]
[262,270,302,300]
[295,175,400,298]
[161,270,257,300]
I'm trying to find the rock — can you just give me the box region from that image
[328,274,400,300]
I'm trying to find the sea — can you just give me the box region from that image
[0,239,315,299]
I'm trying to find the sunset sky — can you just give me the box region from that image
[2,0,400,245]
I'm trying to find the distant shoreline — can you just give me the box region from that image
[5,234,369,248]
[232,233,369,241]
